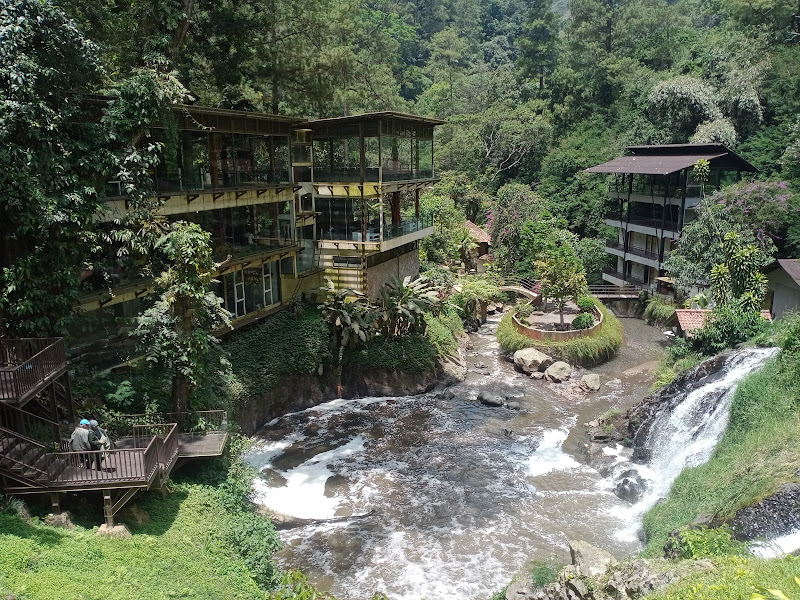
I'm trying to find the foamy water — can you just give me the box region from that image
[244,315,669,600]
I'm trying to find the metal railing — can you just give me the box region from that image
[501,277,540,294]
[0,338,66,402]
[383,213,433,241]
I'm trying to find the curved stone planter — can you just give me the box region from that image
[512,306,603,341]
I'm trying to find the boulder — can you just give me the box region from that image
[545,361,572,383]
[44,511,74,529]
[478,391,505,407]
[614,469,647,503]
[530,372,545,380]
[569,540,617,576]
[579,374,601,392]
[513,348,554,374]
[506,401,521,410]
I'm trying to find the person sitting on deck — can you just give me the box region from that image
[69,419,102,470]
[89,419,114,461]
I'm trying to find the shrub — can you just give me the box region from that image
[668,525,749,559]
[225,310,330,405]
[689,304,768,355]
[342,334,438,372]
[644,297,676,326]
[576,296,596,312]
[515,302,535,318]
[571,312,594,330]
[530,561,559,588]
[424,313,459,357]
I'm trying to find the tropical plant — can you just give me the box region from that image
[318,279,374,350]
[710,232,768,312]
[376,275,439,337]
[456,228,479,271]
[752,577,800,600]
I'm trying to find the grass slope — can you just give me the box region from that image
[0,483,265,600]
[645,556,800,600]
[643,358,800,556]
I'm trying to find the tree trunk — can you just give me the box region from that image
[171,371,192,414]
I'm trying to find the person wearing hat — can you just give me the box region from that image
[89,419,114,460]
[69,419,102,470]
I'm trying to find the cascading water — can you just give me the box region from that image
[608,346,779,531]
[243,316,777,600]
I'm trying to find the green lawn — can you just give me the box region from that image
[0,482,266,600]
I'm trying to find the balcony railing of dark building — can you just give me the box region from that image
[608,174,712,200]
[104,130,293,198]
[606,212,679,233]
[383,213,434,241]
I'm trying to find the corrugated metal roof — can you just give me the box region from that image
[584,153,726,175]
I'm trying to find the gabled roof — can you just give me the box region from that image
[676,308,772,337]
[465,220,491,243]
[764,259,800,287]
[584,143,757,175]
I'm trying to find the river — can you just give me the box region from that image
[245,313,669,600]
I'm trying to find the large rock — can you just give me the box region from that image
[614,469,647,503]
[732,483,800,541]
[569,540,617,577]
[545,361,572,383]
[514,348,554,374]
[478,391,505,407]
[579,374,601,392]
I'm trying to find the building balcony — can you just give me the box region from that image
[605,212,679,238]
[602,267,645,287]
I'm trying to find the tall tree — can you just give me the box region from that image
[0,0,104,336]
[517,0,559,90]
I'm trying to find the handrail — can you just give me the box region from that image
[0,403,61,447]
[108,410,226,438]
[0,338,66,401]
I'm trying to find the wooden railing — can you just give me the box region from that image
[107,410,226,438]
[0,338,66,402]
[0,403,61,448]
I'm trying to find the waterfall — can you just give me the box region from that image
[614,346,779,521]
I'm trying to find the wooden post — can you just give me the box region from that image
[50,492,61,515]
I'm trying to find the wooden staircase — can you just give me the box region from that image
[0,427,67,489]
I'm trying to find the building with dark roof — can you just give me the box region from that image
[77,107,444,358]
[764,259,800,320]
[585,144,757,289]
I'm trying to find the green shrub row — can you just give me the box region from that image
[497,299,622,365]
[341,333,438,372]
[224,309,331,406]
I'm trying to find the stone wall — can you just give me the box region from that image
[365,243,420,301]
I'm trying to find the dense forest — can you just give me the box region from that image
[4,0,800,339]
